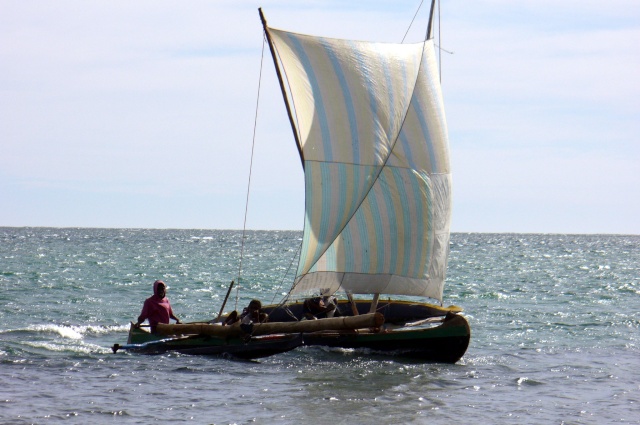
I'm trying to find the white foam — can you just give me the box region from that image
[29,324,83,340]
[23,323,129,339]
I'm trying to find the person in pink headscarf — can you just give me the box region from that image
[134,280,181,333]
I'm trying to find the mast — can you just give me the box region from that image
[426,0,437,41]
[258,8,305,170]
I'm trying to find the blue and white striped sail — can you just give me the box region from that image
[269,28,451,302]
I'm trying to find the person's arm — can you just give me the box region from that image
[324,303,336,313]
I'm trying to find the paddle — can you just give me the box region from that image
[213,280,235,323]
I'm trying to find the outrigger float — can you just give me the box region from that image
[113,313,383,359]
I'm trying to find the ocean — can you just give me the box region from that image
[1,227,638,424]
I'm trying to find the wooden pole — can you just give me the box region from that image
[157,322,244,338]
[426,0,437,41]
[346,291,359,316]
[250,313,384,336]
[214,280,235,322]
[155,313,384,337]
[258,8,305,170]
[368,293,380,313]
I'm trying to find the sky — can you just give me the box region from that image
[1,0,638,234]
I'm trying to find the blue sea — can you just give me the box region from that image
[1,228,638,424]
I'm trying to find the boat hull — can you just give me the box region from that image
[302,313,470,363]
[116,325,302,359]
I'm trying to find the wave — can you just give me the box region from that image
[21,340,113,355]
[0,323,130,339]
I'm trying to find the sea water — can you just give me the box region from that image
[1,228,638,424]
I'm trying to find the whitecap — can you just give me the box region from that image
[28,324,83,340]
[23,340,112,354]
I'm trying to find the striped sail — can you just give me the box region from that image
[269,28,451,302]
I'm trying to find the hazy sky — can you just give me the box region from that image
[1,0,638,234]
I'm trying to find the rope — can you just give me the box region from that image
[268,239,302,307]
[234,34,267,311]
[402,0,425,43]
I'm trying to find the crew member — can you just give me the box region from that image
[134,280,181,333]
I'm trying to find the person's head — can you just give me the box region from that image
[153,280,167,299]
[247,299,261,312]
[312,297,325,307]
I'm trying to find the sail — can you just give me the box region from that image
[268,28,451,302]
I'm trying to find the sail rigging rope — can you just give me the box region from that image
[267,239,301,306]
[234,34,267,311]
[401,0,425,43]
[403,0,448,83]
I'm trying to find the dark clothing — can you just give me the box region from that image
[303,297,336,319]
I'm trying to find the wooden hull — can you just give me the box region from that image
[114,325,302,359]
[262,299,470,362]
[302,313,470,363]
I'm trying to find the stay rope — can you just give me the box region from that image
[401,0,425,43]
[233,35,266,312]
[403,0,450,84]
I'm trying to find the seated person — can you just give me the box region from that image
[303,296,337,320]
[222,299,269,325]
[241,299,269,324]
[322,294,339,316]
[221,310,238,326]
